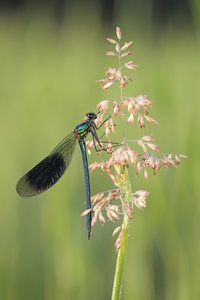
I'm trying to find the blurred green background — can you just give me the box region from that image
[1,1,200,299]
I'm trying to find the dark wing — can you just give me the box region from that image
[16,132,77,197]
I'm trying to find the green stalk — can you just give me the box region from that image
[111,167,132,300]
[111,215,130,300]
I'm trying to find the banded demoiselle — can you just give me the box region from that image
[16,112,107,239]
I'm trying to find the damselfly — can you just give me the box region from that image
[16,112,108,239]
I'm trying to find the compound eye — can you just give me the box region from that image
[86,112,97,120]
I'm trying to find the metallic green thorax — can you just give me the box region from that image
[75,121,92,139]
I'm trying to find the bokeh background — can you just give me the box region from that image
[1,0,200,299]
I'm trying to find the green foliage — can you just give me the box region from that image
[0,11,199,300]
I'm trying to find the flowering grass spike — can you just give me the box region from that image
[85,27,189,251]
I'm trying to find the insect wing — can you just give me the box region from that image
[16,132,77,197]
